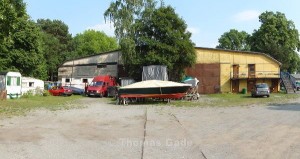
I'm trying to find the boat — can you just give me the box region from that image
[118,80,191,99]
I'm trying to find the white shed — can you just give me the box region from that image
[21,77,44,95]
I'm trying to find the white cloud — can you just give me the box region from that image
[86,22,115,36]
[233,10,260,22]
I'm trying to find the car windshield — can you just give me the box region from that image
[256,84,268,88]
[90,81,103,86]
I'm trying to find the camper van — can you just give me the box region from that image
[0,72,22,99]
[21,77,44,95]
[86,75,117,97]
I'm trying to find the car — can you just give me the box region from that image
[296,82,300,91]
[63,86,84,95]
[251,83,270,98]
[48,86,73,96]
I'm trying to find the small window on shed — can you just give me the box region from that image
[65,78,70,82]
[17,77,21,86]
[29,82,34,87]
[7,76,11,86]
[82,79,88,83]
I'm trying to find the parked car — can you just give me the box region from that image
[49,86,72,96]
[296,82,300,91]
[251,83,270,98]
[63,86,84,95]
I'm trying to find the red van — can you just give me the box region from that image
[86,75,117,97]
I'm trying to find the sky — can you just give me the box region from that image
[23,0,300,48]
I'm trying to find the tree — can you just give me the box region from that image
[36,19,73,81]
[105,0,195,81]
[250,11,300,72]
[216,29,251,51]
[72,30,118,58]
[0,0,47,79]
[136,6,196,80]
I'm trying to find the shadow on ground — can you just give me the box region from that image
[267,103,300,111]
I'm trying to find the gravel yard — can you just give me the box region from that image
[1,97,300,159]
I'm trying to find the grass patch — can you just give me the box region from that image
[171,93,300,107]
[0,95,83,117]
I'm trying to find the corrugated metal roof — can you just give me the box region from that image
[195,47,282,66]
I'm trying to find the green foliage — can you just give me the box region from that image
[216,29,251,51]
[0,0,47,80]
[105,0,195,81]
[250,11,300,72]
[71,30,119,58]
[36,19,73,81]
[136,6,196,80]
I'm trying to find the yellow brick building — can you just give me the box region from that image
[186,47,281,94]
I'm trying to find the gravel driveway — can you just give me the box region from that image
[1,97,300,159]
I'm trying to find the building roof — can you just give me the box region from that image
[195,47,282,66]
[61,47,282,66]
[63,49,121,64]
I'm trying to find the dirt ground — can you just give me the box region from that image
[1,97,300,159]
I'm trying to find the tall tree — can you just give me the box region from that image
[36,19,73,81]
[0,0,47,79]
[136,6,195,80]
[72,30,118,58]
[250,11,300,72]
[216,29,251,51]
[105,0,195,81]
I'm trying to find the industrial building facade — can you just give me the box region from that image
[58,47,281,93]
[186,47,281,94]
[58,50,124,88]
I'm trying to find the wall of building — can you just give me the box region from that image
[186,63,220,94]
[58,51,121,88]
[187,48,281,93]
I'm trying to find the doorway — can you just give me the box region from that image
[233,65,239,78]
[247,79,256,93]
[232,80,239,93]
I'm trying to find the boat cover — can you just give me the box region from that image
[120,80,191,89]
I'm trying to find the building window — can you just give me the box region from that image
[7,76,20,86]
[82,79,88,83]
[65,78,70,82]
[248,64,256,78]
[29,82,34,87]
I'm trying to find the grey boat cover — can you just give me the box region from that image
[142,65,168,81]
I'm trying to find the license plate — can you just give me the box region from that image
[90,93,94,96]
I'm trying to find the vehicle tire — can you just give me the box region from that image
[99,92,103,98]
[267,95,270,98]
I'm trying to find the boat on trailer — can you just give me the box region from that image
[118,80,191,99]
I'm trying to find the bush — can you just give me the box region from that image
[43,90,51,96]
[21,90,35,98]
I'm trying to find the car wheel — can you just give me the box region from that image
[267,95,270,98]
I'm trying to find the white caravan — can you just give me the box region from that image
[21,77,44,95]
[0,72,22,99]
